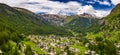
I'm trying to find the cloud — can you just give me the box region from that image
[94,10,111,18]
[93,0,111,6]
[111,0,120,5]
[98,1,111,6]
[86,1,95,4]
[0,0,111,17]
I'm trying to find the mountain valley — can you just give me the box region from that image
[0,3,120,55]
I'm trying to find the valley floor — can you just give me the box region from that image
[18,32,120,55]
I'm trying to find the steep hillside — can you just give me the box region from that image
[101,3,120,30]
[38,13,99,36]
[0,3,120,55]
[0,21,21,44]
[39,14,66,26]
[0,3,71,36]
[0,15,23,54]
[63,15,99,36]
[64,3,120,36]
[38,13,98,26]
[83,4,120,55]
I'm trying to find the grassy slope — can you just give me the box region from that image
[102,4,120,30]
[64,16,99,36]
[83,4,120,55]
[0,3,71,36]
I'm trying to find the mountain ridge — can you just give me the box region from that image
[0,3,120,55]
[100,3,120,30]
[0,3,71,36]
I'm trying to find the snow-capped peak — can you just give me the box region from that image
[37,5,110,18]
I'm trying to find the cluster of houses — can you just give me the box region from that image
[114,43,120,55]
[27,35,99,55]
[28,35,78,55]
[0,35,120,55]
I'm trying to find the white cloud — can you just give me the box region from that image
[94,10,111,18]
[98,1,111,6]
[86,1,95,4]
[93,0,111,6]
[111,0,120,5]
[0,0,110,17]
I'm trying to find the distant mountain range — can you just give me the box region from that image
[37,5,103,18]
[0,3,120,36]
[0,3,71,36]
[38,13,98,26]
[0,3,120,55]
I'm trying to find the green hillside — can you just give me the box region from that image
[0,3,71,55]
[102,4,120,30]
[0,3,120,55]
[0,3,71,36]
[62,4,120,55]
[64,16,99,36]
[83,4,120,55]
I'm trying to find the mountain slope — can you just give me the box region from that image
[84,4,120,55]
[101,3,120,30]
[39,14,66,26]
[64,3,120,36]
[38,13,97,26]
[0,21,21,44]
[64,15,99,36]
[0,3,71,36]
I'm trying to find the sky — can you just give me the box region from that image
[0,0,120,17]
